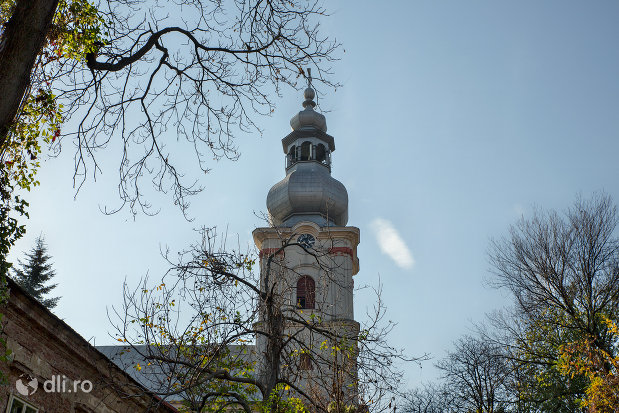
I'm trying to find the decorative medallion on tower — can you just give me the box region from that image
[266,72,349,227]
[296,233,315,249]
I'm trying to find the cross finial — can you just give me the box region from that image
[302,67,316,109]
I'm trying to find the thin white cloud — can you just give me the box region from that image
[371,218,415,270]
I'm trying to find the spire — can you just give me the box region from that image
[303,68,316,109]
[290,70,327,133]
[266,80,349,227]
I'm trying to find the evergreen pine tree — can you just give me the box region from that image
[12,236,60,309]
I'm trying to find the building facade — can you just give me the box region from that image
[254,85,361,409]
[0,278,178,413]
[62,86,362,412]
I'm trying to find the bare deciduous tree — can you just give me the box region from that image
[435,334,510,413]
[110,227,414,412]
[489,193,619,354]
[402,383,454,413]
[406,194,619,413]
[1,0,339,216]
[486,193,619,410]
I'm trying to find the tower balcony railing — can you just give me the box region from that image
[286,155,331,171]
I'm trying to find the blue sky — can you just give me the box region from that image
[9,0,619,387]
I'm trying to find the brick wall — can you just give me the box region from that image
[0,279,177,413]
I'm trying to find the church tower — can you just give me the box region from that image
[253,83,361,409]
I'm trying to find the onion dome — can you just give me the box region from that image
[289,88,328,132]
[267,86,348,227]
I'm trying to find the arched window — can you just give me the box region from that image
[299,353,313,370]
[287,145,297,167]
[315,143,326,163]
[300,141,312,161]
[296,275,315,309]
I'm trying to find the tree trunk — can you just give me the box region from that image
[0,0,59,145]
[264,297,283,408]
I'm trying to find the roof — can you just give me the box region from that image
[281,129,336,153]
[4,277,179,412]
[96,344,259,402]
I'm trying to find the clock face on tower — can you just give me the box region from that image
[297,234,315,249]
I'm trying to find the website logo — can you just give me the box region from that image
[15,374,93,395]
[15,374,38,396]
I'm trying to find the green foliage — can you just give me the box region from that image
[327,401,357,413]
[512,309,588,411]
[120,269,261,412]
[0,179,28,279]
[1,0,107,62]
[11,235,60,309]
[1,0,107,188]
[0,89,59,284]
[492,194,619,411]
[557,316,619,412]
[0,0,106,332]
[407,195,619,412]
[0,170,28,383]
[175,344,259,413]
[0,273,13,384]
[50,0,108,61]
[3,89,62,191]
[260,384,307,413]
[0,0,106,293]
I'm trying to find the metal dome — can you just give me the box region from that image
[266,86,349,227]
[289,87,327,132]
[267,162,348,227]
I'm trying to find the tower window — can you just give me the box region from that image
[300,141,312,161]
[299,353,313,370]
[315,143,326,163]
[296,275,315,309]
[287,145,297,167]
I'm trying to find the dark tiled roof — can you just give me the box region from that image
[96,344,258,402]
